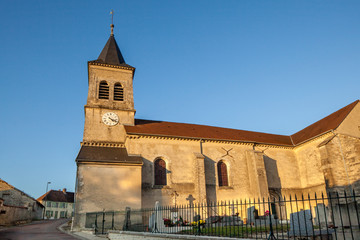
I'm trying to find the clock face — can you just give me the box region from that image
[102,112,119,126]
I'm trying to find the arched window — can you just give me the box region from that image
[99,81,109,99]
[114,83,124,101]
[217,161,228,186]
[154,159,167,186]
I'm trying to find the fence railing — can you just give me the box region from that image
[86,190,360,239]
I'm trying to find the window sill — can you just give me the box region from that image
[218,186,233,190]
[152,185,171,189]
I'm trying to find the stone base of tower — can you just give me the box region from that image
[72,146,142,231]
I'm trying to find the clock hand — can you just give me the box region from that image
[109,117,117,122]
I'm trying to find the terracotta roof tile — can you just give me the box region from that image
[125,120,293,146]
[291,100,359,145]
[125,100,359,146]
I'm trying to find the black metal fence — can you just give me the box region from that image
[86,190,360,239]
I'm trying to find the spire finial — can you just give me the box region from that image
[110,9,114,36]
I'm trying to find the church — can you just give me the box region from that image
[72,24,360,230]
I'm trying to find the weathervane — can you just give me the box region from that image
[110,9,114,36]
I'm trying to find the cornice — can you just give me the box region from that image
[126,134,293,149]
[293,131,333,150]
[81,141,125,148]
[88,61,135,71]
[77,161,142,166]
[127,132,338,150]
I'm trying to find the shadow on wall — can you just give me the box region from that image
[204,155,217,204]
[264,155,282,190]
[141,158,173,208]
[326,179,360,195]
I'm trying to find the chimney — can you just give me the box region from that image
[62,188,66,193]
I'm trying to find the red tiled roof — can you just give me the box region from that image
[125,120,292,145]
[37,190,74,203]
[125,100,359,146]
[0,179,43,207]
[290,100,359,145]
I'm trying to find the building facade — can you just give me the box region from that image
[72,25,360,230]
[0,179,44,225]
[37,189,74,219]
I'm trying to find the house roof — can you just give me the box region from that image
[0,179,14,191]
[0,179,44,207]
[125,100,359,146]
[37,189,74,203]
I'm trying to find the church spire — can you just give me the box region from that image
[97,22,126,65]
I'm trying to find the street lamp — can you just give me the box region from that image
[43,181,51,219]
[46,182,51,193]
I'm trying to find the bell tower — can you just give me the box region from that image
[83,23,135,143]
[73,23,143,231]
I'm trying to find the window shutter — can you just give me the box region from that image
[99,81,109,99]
[114,83,124,101]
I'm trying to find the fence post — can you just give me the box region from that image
[112,211,114,230]
[267,198,277,240]
[344,190,354,239]
[123,207,131,231]
[94,213,98,235]
[102,209,105,235]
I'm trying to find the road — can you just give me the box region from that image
[0,219,78,240]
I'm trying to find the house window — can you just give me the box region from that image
[60,211,66,218]
[217,161,228,186]
[114,83,124,101]
[47,202,51,207]
[99,81,109,99]
[46,211,53,218]
[154,159,167,186]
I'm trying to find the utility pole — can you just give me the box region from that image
[43,181,51,219]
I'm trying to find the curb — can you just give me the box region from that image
[58,220,89,240]
[58,221,108,240]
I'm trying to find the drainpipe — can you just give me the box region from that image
[331,130,353,195]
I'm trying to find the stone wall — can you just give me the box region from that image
[73,163,142,230]
[126,136,308,209]
[0,199,43,226]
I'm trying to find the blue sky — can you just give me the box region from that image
[0,1,359,199]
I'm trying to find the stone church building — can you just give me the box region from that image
[73,26,360,230]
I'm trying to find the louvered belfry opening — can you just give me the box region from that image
[217,161,228,186]
[114,83,124,101]
[154,159,167,185]
[99,81,109,99]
